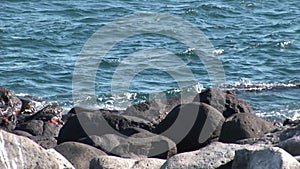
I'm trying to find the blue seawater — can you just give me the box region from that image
[0,0,299,120]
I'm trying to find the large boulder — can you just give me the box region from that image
[232,147,300,169]
[0,129,74,169]
[154,102,225,153]
[275,135,300,156]
[78,129,177,159]
[161,142,266,169]
[193,88,254,118]
[236,121,300,146]
[57,107,154,144]
[219,113,275,143]
[15,119,61,148]
[54,141,107,169]
[15,119,44,136]
[124,96,195,124]
[90,156,165,169]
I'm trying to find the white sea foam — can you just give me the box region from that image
[212,49,224,55]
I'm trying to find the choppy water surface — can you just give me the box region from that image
[0,0,299,121]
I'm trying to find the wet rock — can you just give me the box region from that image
[124,96,194,124]
[193,88,254,118]
[161,142,265,169]
[154,102,225,153]
[0,129,74,169]
[55,142,107,169]
[57,107,154,144]
[232,147,300,169]
[219,113,275,143]
[90,156,165,169]
[275,135,300,156]
[78,130,177,159]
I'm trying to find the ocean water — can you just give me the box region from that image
[0,0,299,121]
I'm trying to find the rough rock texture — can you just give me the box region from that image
[275,135,300,156]
[232,147,300,169]
[219,113,275,143]
[154,102,225,153]
[161,142,265,169]
[19,95,45,115]
[0,87,22,115]
[29,104,63,122]
[15,120,44,136]
[193,88,254,118]
[124,96,195,124]
[15,120,61,148]
[90,156,165,169]
[236,123,299,144]
[0,87,22,130]
[55,141,107,169]
[0,129,74,169]
[57,107,154,144]
[78,130,177,159]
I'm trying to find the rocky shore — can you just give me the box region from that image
[0,87,300,169]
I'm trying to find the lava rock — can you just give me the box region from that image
[193,88,254,118]
[78,130,177,159]
[30,104,63,122]
[219,113,275,143]
[31,136,58,149]
[15,120,44,136]
[0,87,22,115]
[55,141,107,169]
[12,129,33,138]
[232,147,300,169]
[0,87,22,130]
[154,102,225,153]
[124,96,194,124]
[161,142,266,169]
[18,95,45,115]
[90,156,165,169]
[57,107,154,144]
[0,129,74,169]
[275,135,300,156]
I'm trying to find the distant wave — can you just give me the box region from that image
[220,81,300,92]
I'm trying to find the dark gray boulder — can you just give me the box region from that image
[55,141,106,169]
[193,88,254,118]
[78,130,177,159]
[275,135,300,156]
[124,96,194,124]
[219,113,275,143]
[154,102,225,153]
[15,120,44,136]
